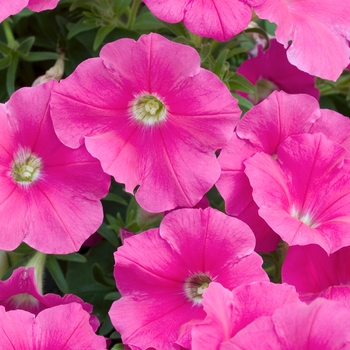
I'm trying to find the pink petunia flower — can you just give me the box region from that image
[227,298,350,349]
[0,266,100,330]
[282,244,350,309]
[216,91,321,252]
[0,0,60,22]
[237,38,319,103]
[191,281,300,350]
[245,133,350,254]
[0,81,110,254]
[50,33,239,213]
[0,303,106,349]
[109,207,268,349]
[254,0,350,81]
[142,0,267,41]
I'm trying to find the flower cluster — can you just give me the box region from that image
[0,0,350,348]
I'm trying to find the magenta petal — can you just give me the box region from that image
[27,0,59,11]
[311,109,350,157]
[282,245,350,308]
[142,0,188,23]
[246,133,350,253]
[192,282,300,349]
[237,39,319,101]
[255,0,350,80]
[160,208,268,288]
[236,90,320,155]
[0,0,28,22]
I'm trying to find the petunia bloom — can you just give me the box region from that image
[109,207,268,349]
[51,33,239,213]
[245,133,350,254]
[237,38,319,103]
[0,266,100,330]
[216,91,321,251]
[0,81,110,254]
[191,281,300,350]
[0,0,60,22]
[254,0,350,80]
[0,303,106,349]
[142,0,267,41]
[228,298,350,349]
[282,244,350,309]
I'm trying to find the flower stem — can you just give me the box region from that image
[127,0,141,30]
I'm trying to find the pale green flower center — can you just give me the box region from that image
[132,94,166,125]
[7,293,40,309]
[12,149,42,185]
[184,273,212,304]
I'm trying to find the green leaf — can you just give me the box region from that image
[232,93,253,115]
[17,36,35,57]
[0,41,12,55]
[213,49,229,78]
[0,54,11,70]
[161,21,188,37]
[22,52,60,62]
[46,255,69,294]
[55,253,87,263]
[229,73,256,94]
[92,263,116,286]
[6,52,18,96]
[93,25,115,51]
[104,291,121,300]
[67,19,96,40]
[98,222,120,247]
[103,193,128,206]
[113,0,132,16]
[133,11,165,32]
[111,343,124,349]
[199,43,212,64]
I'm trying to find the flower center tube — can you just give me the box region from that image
[132,94,167,125]
[12,148,42,185]
[183,273,212,304]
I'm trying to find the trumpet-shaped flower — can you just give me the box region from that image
[191,282,300,350]
[109,207,268,349]
[0,266,99,330]
[51,33,239,213]
[228,299,350,349]
[254,0,350,80]
[142,0,267,41]
[237,38,319,103]
[0,0,59,22]
[245,133,350,254]
[282,245,350,309]
[216,91,321,251]
[0,303,106,349]
[0,81,110,254]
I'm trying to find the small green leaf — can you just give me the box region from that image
[111,342,124,348]
[46,255,69,294]
[232,93,253,115]
[22,52,60,62]
[55,253,87,263]
[104,291,121,300]
[161,21,188,38]
[92,263,115,286]
[133,11,165,32]
[199,43,212,64]
[17,36,35,57]
[213,49,229,78]
[67,19,96,40]
[12,242,33,254]
[0,54,11,70]
[98,222,120,247]
[93,25,115,51]
[229,73,256,94]
[6,52,18,96]
[103,193,128,206]
[113,0,132,16]
[244,27,270,50]
[0,41,12,55]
